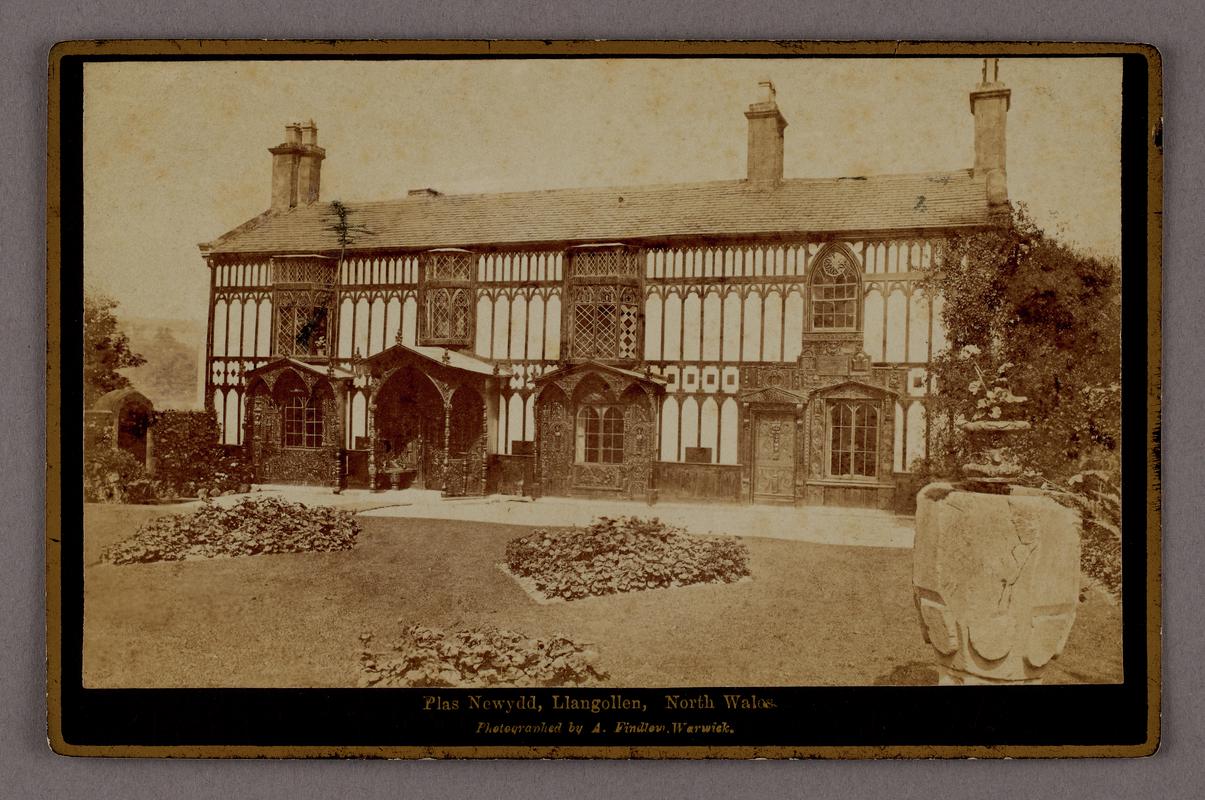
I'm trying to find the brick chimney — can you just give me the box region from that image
[269,123,303,211]
[296,120,325,205]
[745,79,788,184]
[969,58,1011,209]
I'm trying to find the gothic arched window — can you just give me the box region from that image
[809,249,860,331]
[282,392,324,448]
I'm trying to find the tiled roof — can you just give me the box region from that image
[533,361,668,387]
[360,343,505,376]
[389,343,502,376]
[203,170,990,256]
[245,357,355,381]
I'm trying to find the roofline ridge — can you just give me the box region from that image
[276,167,980,213]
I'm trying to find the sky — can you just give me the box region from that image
[82,57,1122,325]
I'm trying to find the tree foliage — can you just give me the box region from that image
[84,293,146,406]
[922,206,1122,485]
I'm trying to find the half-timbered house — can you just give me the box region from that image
[199,62,1012,508]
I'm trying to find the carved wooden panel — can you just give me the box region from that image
[753,412,796,501]
[655,462,742,503]
[622,399,653,498]
[571,463,625,491]
[537,393,572,496]
[809,401,825,479]
[248,389,339,485]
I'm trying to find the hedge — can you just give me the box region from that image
[150,409,252,496]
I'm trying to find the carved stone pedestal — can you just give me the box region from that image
[912,482,1081,684]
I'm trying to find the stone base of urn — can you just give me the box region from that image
[912,482,1081,685]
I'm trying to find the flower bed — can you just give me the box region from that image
[358,625,607,687]
[505,516,750,601]
[101,496,360,564]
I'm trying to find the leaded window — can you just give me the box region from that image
[275,303,329,356]
[271,257,336,285]
[567,246,642,362]
[282,393,324,448]
[420,250,475,347]
[571,284,641,360]
[571,248,641,278]
[810,250,860,331]
[575,405,624,464]
[426,250,475,282]
[827,401,878,479]
[425,288,471,342]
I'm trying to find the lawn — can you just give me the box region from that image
[82,504,1123,688]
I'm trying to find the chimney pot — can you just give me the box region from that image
[758,78,776,104]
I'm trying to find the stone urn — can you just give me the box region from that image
[912,419,1081,684]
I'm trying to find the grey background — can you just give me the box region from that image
[2,1,1200,797]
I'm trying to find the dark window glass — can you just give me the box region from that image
[828,401,878,478]
[282,393,324,448]
[811,251,859,331]
[576,405,625,464]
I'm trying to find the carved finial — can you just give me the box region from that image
[442,348,451,365]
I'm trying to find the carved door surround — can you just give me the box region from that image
[531,361,664,500]
[242,357,350,487]
[737,385,807,505]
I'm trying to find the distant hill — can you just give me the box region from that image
[119,317,207,410]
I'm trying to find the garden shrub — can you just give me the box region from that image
[1063,468,1122,601]
[919,207,1123,599]
[101,496,360,564]
[358,625,607,688]
[83,418,161,504]
[151,409,253,496]
[505,516,751,601]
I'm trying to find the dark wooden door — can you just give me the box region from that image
[753,412,796,503]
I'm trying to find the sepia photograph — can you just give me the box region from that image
[51,41,1158,756]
